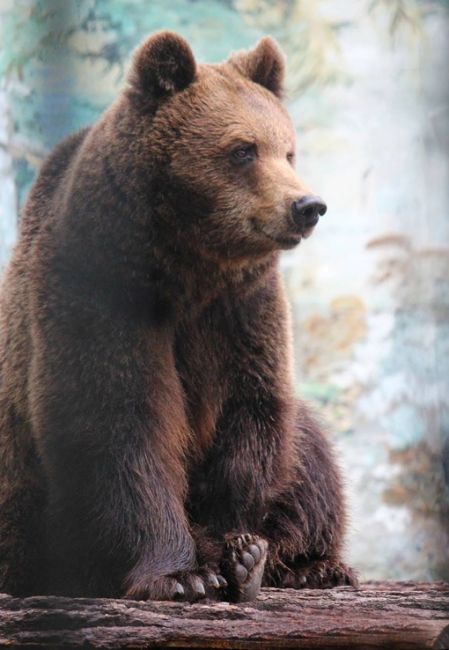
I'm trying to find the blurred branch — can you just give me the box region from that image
[235,0,344,92]
[234,0,426,92]
[369,0,424,37]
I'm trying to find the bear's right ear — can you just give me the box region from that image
[128,31,196,99]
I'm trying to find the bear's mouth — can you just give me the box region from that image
[251,219,302,249]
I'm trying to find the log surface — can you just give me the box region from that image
[0,582,448,649]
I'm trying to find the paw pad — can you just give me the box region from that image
[221,533,268,602]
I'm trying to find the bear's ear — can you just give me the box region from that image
[229,37,285,98]
[129,31,196,98]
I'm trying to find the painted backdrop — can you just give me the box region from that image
[0,0,448,580]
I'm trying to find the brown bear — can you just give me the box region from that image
[0,31,356,602]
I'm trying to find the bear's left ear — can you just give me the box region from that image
[229,37,285,98]
[129,31,197,98]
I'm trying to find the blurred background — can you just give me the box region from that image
[0,0,448,581]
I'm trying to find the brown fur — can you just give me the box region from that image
[0,31,356,599]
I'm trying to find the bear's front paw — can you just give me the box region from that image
[124,566,227,602]
[221,533,268,602]
[280,559,358,590]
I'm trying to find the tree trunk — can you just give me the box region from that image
[0,582,448,649]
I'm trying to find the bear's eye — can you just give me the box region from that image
[231,144,257,165]
[287,152,295,164]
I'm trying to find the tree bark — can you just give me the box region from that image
[0,582,448,649]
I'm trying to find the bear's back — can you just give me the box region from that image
[19,127,91,249]
[0,127,91,422]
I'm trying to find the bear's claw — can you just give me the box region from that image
[124,566,227,602]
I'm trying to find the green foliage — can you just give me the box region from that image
[0,0,258,79]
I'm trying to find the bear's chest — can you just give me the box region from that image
[174,306,233,454]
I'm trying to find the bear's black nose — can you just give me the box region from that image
[291,196,327,230]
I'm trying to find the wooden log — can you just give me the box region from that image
[0,582,448,649]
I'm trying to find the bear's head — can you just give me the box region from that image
[126,31,327,262]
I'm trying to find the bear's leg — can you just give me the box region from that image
[194,407,357,595]
[28,294,226,601]
[187,281,355,597]
[261,408,358,589]
[0,405,47,595]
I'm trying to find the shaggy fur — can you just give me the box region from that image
[0,31,356,600]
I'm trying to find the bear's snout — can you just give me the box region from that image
[291,196,327,235]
